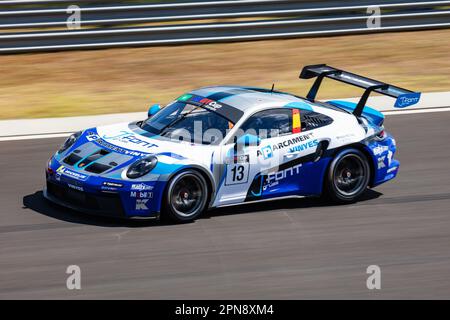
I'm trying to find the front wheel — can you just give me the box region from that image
[162,170,208,223]
[324,148,370,203]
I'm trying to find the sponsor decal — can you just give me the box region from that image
[102,131,158,149]
[86,132,100,141]
[235,154,249,163]
[102,181,123,188]
[387,150,393,166]
[387,166,398,174]
[372,145,389,156]
[130,191,153,199]
[336,133,356,143]
[257,133,314,157]
[55,172,61,181]
[259,146,273,159]
[394,92,421,108]
[199,98,223,111]
[94,138,149,157]
[225,154,250,164]
[336,133,355,140]
[135,199,149,210]
[288,139,319,153]
[101,186,118,192]
[377,156,386,169]
[56,165,88,181]
[264,164,302,189]
[67,183,83,192]
[101,181,123,191]
[131,183,154,191]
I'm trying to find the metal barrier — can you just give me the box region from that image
[1,0,449,53]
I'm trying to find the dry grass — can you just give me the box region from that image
[0,29,449,119]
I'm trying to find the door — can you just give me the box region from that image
[213,108,299,206]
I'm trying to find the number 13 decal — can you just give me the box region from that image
[225,163,250,185]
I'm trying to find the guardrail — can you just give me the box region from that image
[1,0,449,53]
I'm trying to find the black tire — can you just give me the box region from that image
[162,170,208,223]
[324,148,370,203]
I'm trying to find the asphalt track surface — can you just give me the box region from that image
[1,112,450,299]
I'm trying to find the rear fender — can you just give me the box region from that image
[327,100,384,127]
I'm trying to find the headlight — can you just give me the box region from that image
[58,131,82,153]
[126,156,158,179]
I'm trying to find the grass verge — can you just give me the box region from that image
[0,29,449,120]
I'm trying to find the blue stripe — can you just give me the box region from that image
[328,100,384,126]
[156,152,186,160]
[284,101,313,111]
[207,91,236,101]
[207,88,252,102]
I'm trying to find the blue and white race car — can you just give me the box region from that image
[44,65,420,223]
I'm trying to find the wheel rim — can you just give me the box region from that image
[333,154,367,196]
[170,173,205,218]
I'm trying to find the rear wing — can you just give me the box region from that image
[300,64,421,117]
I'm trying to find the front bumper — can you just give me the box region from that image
[45,157,165,219]
[44,180,160,220]
[45,182,121,218]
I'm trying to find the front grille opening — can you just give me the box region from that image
[64,153,82,165]
[85,163,111,174]
[46,181,124,217]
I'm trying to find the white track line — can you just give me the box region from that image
[383,106,450,115]
[1,106,450,142]
[0,132,71,142]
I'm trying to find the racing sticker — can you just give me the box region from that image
[225,163,250,185]
[130,191,153,199]
[131,183,154,191]
[56,165,88,181]
[135,199,149,210]
[377,156,386,169]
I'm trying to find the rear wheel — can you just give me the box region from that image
[163,170,208,223]
[324,148,370,203]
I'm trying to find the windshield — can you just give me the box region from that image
[140,101,234,145]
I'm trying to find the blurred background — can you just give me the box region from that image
[1,0,450,300]
[0,0,449,119]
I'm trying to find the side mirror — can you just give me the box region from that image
[235,133,261,151]
[148,104,161,118]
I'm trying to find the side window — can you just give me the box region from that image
[239,109,292,139]
[301,110,333,131]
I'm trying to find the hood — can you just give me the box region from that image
[57,122,213,179]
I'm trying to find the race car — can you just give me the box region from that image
[44,64,421,223]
